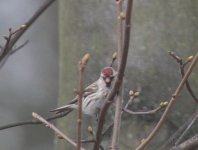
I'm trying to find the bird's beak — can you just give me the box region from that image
[105,77,111,84]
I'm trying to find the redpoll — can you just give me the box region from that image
[51,67,117,117]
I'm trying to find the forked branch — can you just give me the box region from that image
[136,52,198,150]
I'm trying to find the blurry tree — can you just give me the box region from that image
[0,1,57,150]
[57,0,198,150]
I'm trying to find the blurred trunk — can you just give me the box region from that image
[56,0,198,150]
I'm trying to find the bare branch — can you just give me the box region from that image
[0,0,56,68]
[171,135,198,150]
[32,112,86,150]
[175,110,198,146]
[159,108,198,150]
[169,51,198,103]
[77,53,90,150]
[0,110,71,130]
[0,40,29,69]
[136,52,198,150]
[110,0,124,149]
[123,106,162,115]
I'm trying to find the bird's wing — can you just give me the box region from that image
[68,80,98,104]
[50,80,98,113]
[83,81,98,97]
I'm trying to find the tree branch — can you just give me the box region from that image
[171,134,198,150]
[0,110,71,130]
[77,54,90,150]
[110,0,124,149]
[0,0,56,68]
[159,108,198,150]
[174,110,198,146]
[136,52,198,150]
[123,106,163,115]
[32,112,86,150]
[169,51,198,103]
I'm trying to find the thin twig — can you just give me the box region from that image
[0,0,56,131]
[169,51,198,103]
[0,40,29,69]
[0,110,71,130]
[136,52,198,150]
[0,0,55,68]
[170,134,198,150]
[10,40,29,55]
[32,112,86,150]
[175,110,198,146]
[123,106,162,115]
[124,95,135,109]
[110,52,117,67]
[110,0,124,149]
[93,0,133,149]
[123,92,167,115]
[77,54,90,150]
[159,108,198,150]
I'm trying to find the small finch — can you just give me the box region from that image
[50,67,117,117]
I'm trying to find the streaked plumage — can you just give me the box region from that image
[50,67,116,117]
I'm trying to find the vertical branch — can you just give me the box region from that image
[110,0,124,149]
[77,54,90,150]
[136,52,198,150]
[93,0,133,149]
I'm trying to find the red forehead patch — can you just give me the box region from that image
[102,68,113,76]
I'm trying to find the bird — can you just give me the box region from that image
[50,67,117,118]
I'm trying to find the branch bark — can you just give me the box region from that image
[171,135,198,150]
[159,108,198,150]
[77,54,90,150]
[110,0,123,149]
[32,112,86,150]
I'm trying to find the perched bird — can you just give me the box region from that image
[50,67,117,118]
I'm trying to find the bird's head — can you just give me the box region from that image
[100,67,116,87]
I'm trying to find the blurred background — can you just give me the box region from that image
[0,0,198,150]
[0,0,57,150]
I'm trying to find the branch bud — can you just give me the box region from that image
[185,55,193,63]
[20,24,27,29]
[134,91,140,97]
[160,101,168,107]
[120,12,126,20]
[81,53,90,65]
[129,90,134,96]
[32,112,38,118]
[112,52,117,61]
[175,55,182,62]
[88,126,93,135]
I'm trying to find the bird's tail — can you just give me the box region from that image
[50,104,77,114]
